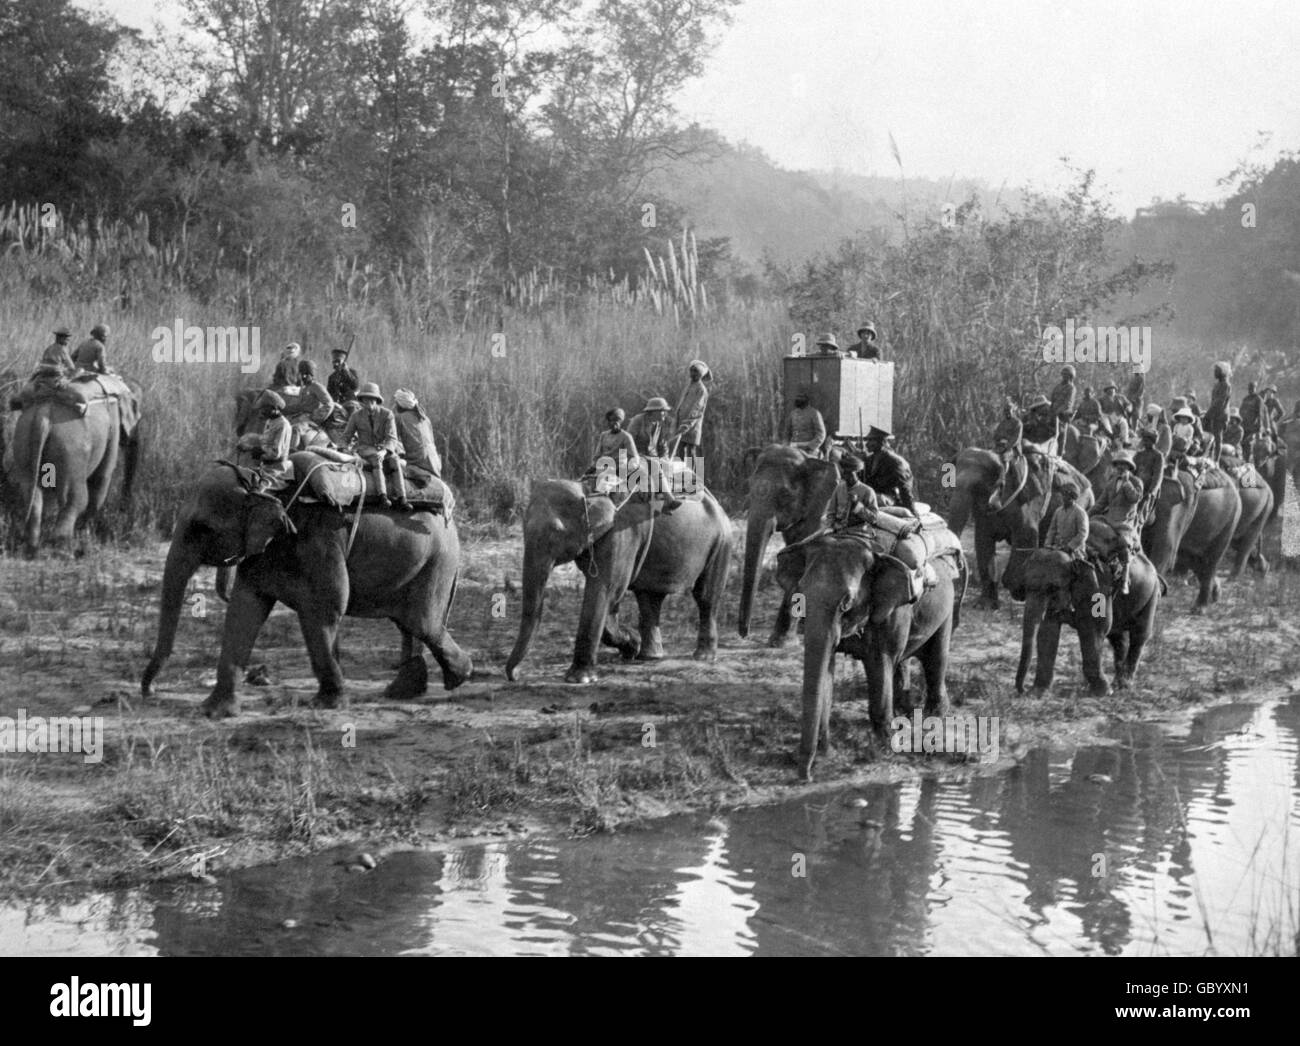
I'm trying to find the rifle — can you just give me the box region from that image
[340,332,357,363]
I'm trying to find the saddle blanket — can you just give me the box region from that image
[286,450,451,512]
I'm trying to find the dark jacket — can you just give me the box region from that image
[862,447,917,512]
[327,365,360,403]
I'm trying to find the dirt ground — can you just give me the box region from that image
[2,518,1299,895]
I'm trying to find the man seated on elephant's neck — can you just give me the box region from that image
[253,391,293,492]
[1044,482,1088,614]
[829,454,878,529]
[1091,452,1144,595]
[588,408,640,495]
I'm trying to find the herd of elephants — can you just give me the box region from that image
[1,376,1293,782]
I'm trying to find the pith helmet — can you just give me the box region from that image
[1103,382,1117,391]
[1146,403,1162,416]
[816,333,839,350]
[256,390,286,411]
[1173,408,1194,421]
[53,325,71,337]
[356,382,384,403]
[1111,449,1136,468]
[1220,443,1238,457]
[688,358,710,377]
[644,397,670,412]
[857,322,878,338]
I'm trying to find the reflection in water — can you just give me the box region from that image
[2,698,1297,956]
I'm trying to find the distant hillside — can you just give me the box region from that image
[646,136,1025,269]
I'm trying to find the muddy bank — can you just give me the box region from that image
[2,522,1299,897]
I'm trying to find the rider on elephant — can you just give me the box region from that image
[1262,387,1283,438]
[393,388,443,480]
[783,389,827,456]
[1092,451,1144,594]
[253,391,293,492]
[33,325,77,382]
[993,398,1023,459]
[1240,381,1264,458]
[590,408,640,491]
[343,383,411,510]
[285,358,335,445]
[1223,409,1244,455]
[627,397,672,458]
[1075,387,1108,438]
[829,454,879,529]
[270,343,302,389]
[1205,361,1232,458]
[1170,402,1201,451]
[1133,428,1165,525]
[1049,366,1078,447]
[327,347,360,405]
[72,323,112,375]
[1125,368,1146,426]
[1044,481,1089,613]
[1021,393,1056,445]
[1098,381,1128,420]
[861,426,921,519]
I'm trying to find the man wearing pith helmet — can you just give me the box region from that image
[861,425,920,520]
[847,322,881,360]
[814,332,842,357]
[342,382,411,510]
[627,396,672,458]
[1092,449,1144,595]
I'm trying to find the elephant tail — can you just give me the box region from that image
[22,405,51,533]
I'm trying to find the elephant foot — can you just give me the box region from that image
[1087,680,1111,697]
[1113,675,1131,691]
[974,595,1000,611]
[312,689,347,709]
[564,665,599,685]
[797,751,816,782]
[691,645,717,662]
[201,695,239,719]
[766,631,792,649]
[1190,603,1205,617]
[385,656,429,701]
[634,644,664,662]
[441,653,473,691]
[504,662,522,683]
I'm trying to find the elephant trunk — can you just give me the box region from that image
[216,565,233,602]
[946,486,974,538]
[798,601,840,780]
[1015,593,1044,692]
[738,511,775,638]
[142,534,203,696]
[505,540,555,681]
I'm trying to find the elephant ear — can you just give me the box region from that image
[242,492,291,559]
[865,555,915,625]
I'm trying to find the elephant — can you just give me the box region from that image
[1141,469,1241,612]
[776,525,967,781]
[142,463,470,716]
[6,383,141,555]
[737,444,845,646]
[1003,544,1160,695]
[504,480,732,684]
[1066,430,1113,492]
[1226,471,1273,577]
[947,447,1093,608]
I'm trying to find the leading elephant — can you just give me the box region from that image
[1226,468,1273,577]
[7,380,141,555]
[1141,468,1241,612]
[737,444,842,646]
[776,524,967,781]
[504,480,732,684]
[142,462,470,715]
[947,447,1093,608]
[1002,543,1160,695]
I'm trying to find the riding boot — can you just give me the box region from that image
[388,458,412,511]
[371,464,391,508]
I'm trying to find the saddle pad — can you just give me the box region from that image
[289,451,362,507]
[877,505,943,530]
[1229,463,1266,489]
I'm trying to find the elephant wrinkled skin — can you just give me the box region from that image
[777,529,967,782]
[142,464,469,715]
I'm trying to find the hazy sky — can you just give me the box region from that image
[91,0,1300,215]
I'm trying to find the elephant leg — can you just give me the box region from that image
[920,619,953,718]
[1080,615,1109,696]
[567,535,639,684]
[634,589,667,660]
[51,479,89,549]
[400,566,472,691]
[1109,629,1131,688]
[202,581,274,718]
[603,594,640,660]
[84,439,119,535]
[1033,617,1061,691]
[300,612,346,707]
[691,551,725,661]
[974,526,998,608]
[414,621,472,692]
[767,591,795,648]
[22,484,44,558]
[864,641,897,736]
